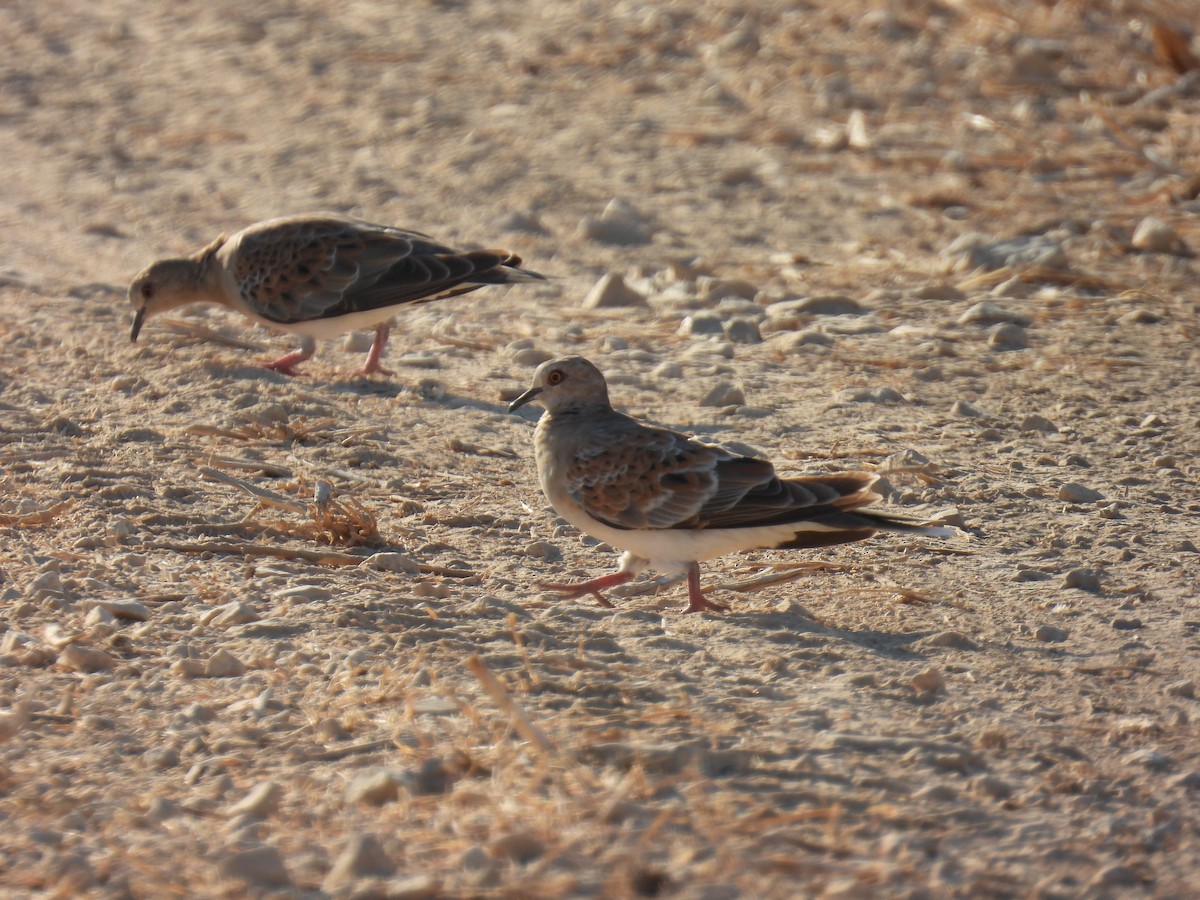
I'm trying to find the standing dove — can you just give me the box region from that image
[509,356,959,613]
[129,214,545,376]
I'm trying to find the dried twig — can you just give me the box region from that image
[142,540,368,566]
[466,654,555,756]
[717,562,853,594]
[141,540,477,576]
[200,467,305,513]
[156,318,264,350]
[448,438,518,459]
[198,455,294,477]
[0,500,74,527]
[306,739,394,761]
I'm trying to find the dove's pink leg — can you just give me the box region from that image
[263,337,316,377]
[352,324,394,376]
[537,572,632,608]
[682,562,728,614]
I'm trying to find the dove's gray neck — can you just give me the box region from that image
[552,399,614,419]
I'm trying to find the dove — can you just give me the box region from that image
[129,214,545,375]
[509,356,958,613]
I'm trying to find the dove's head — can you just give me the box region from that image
[128,257,209,342]
[508,356,611,415]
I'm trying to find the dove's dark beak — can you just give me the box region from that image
[130,307,147,343]
[508,386,543,413]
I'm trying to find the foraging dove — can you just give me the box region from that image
[129,214,545,375]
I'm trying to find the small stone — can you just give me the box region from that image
[841,672,878,688]
[385,874,441,899]
[1125,748,1171,771]
[723,318,761,344]
[323,834,394,891]
[206,649,245,678]
[511,347,555,367]
[942,232,1067,272]
[316,718,351,741]
[769,295,862,317]
[1097,503,1123,520]
[100,600,151,621]
[1012,37,1069,78]
[58,645,116,673]
[651,362,683,379]
[1034,625,1068,643]
[911,667,945,693]
[1089,864,1139,888]
[185,702,218,723]
[205,601,261,627]
[921,631,979,651]
[407,757,455,795]
[598,335,628,353]
[273,584,331,603]
[914,782,959,802]
[699,277,759,301]
[779,330,835,350]
[835,386,905,404]
[523,541,560,561]
[581,273,648,309]
[1118,309,1162,325]
[115,427,163,443]
[678,313,725,336]
[227,781,282,819]
[346,768,402,806]
[576,199,652,246]
[957,301,1030,326]
[1112,617,1143,631]
[1131,216,1184,255]
[1140,414,1164,428]
[493,210,547,235]
[412,582,450,599]
[698,382,745,407]
[1171,772,1200,790]
[1165,680,1195,699]
[26,570,64,600]
[488,831,544,864]
[143,747,180,770]
[987,323,1028,350]
[343,331,374,353]
[363,552,420,574]
[146,797,181,821]
[84,606,114,628]
[972,774,1013,800]
[171,659,207,678]
[951,400,985,418]
[46,852,96,892]
[219,844,290,887]
[1057,482,1103,503]
[1019,414,1058,433]
[1063,569,1102,592]
[911,284,965,301]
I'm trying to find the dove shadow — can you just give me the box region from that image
[717,606,932,661]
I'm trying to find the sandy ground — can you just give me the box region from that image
[2,0,1200,896]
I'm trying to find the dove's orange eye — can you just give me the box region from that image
[547,369,564,385]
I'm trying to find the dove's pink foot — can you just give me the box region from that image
[352,324,394,377]
[263,338,316,377]
[537,571,632,608]
[682,562,728,614]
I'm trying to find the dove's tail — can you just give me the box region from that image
[469,252,548,285]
